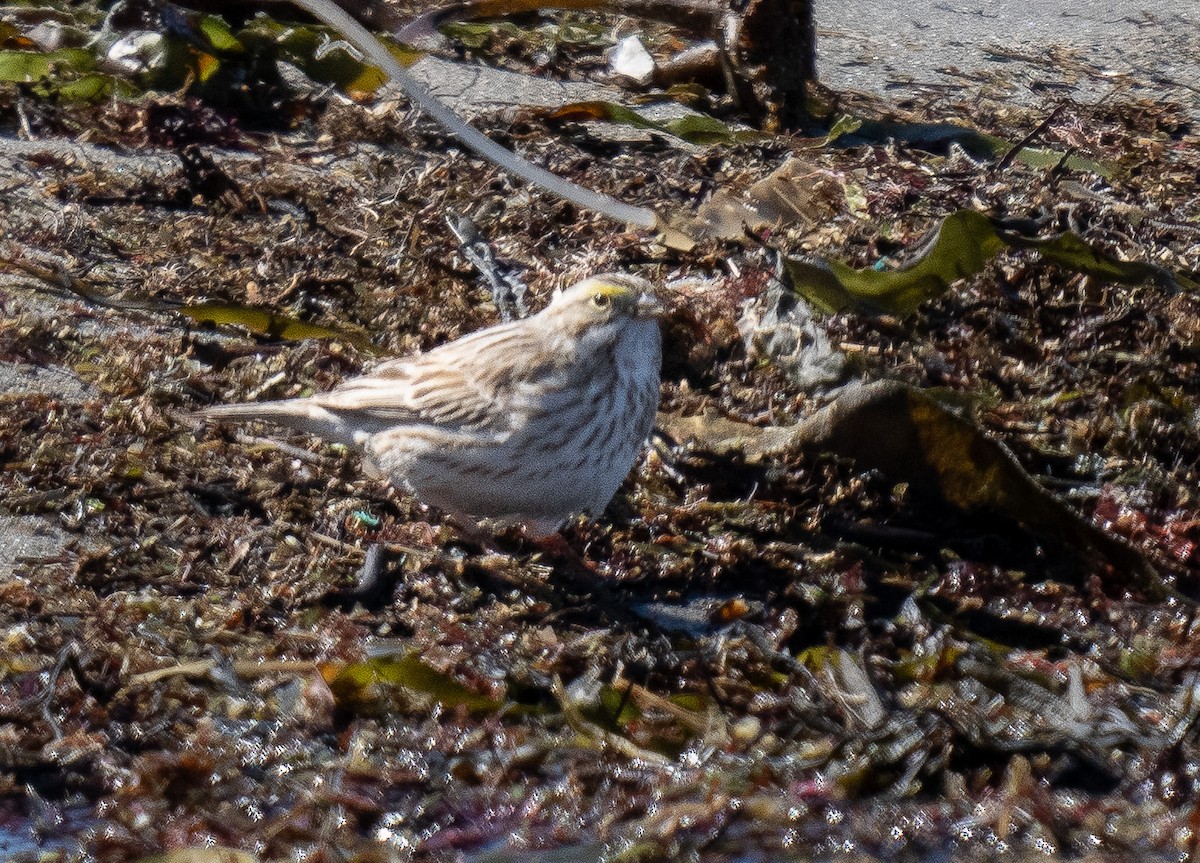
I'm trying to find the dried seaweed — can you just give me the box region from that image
[0,1,1198,860]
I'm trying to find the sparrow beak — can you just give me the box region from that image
[636,291,664,319]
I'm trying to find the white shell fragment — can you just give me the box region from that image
[608,35,655,86]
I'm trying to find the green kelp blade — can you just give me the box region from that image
[180,302,379,353]
[786,210,1197,318]
[785,210,1005,316]
[0,47,95,82]
[324,652,501,714]
[1005,229,1199,290]
[238,17,422,96]
[551,100,761,146]
[827,115,1110,177]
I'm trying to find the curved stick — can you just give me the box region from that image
[290,0,659,228]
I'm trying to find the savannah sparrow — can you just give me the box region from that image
[203,273,663,536]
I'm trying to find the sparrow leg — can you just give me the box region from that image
[441,512,508,556]
[519,528,637,613]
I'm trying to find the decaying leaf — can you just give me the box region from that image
[661,380,1164,596]
[657,410,799,461]
[677,157,845,240]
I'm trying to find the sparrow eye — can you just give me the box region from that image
[592,292,611,309]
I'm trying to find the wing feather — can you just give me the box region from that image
[309,321,560,433]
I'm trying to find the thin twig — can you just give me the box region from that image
[126,659,321,686]
[994,103,1067,174]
